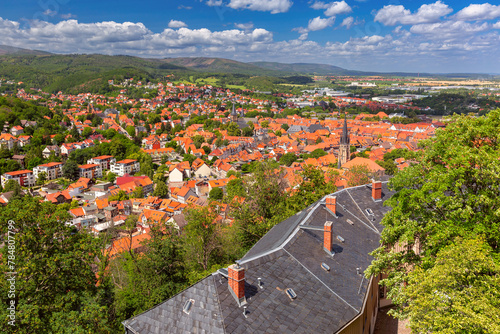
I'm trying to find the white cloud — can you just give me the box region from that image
[0,16,499,73]
[228,0,292,14]
[235,22,254,30]
[454,3,500,21]
[340,16,354,29]
[311,1,352,17]
[308,16,335,31]
[43,9,57,17]
[60,13,76,19]
[206,0,223,6]
[168,20,187,28]
[410,21,490,39]
[374,1,452,26]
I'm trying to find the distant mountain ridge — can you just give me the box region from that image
[0,45,51,56]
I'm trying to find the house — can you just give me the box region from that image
[192,158,211,179]
[12,155,26,168]
[1,170,35,188]
[33,162,63,181]
[42,145,60,158]
[0,133,16,150]
[168,161,191,183]
[116,175,153,196]
[122,181,394,334]
[110,159,140,176]
[78,163,103,179]
[87,155,116,171]
[10,125,24,136]
[170,186,197,204]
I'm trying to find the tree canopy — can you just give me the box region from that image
[368,110,500,331]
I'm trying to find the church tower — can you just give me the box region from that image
[338,113,350,168]
[230,104,239,123]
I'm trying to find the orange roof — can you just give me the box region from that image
[79,163,99,169]
[5,169,32,176]
[107,233,151,258]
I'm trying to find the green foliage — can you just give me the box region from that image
[183,205,224,271]
[112,225,186,321]
[368,110,500,329]
[279,152,297,166]
[310,148,327,159]
[108,190,129,201]
[0,196,116,333]
[153,181,169,198]
[404,237,500,334]
[209,187,224,201]
[62,160,79,181]
[345,164,371,187]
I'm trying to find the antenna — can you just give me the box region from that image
[243,306,248,318]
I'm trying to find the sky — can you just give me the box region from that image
[1,0,500,73]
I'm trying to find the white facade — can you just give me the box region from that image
[1,170,35,188]
[33,162,63,180]
[110,159,140,176]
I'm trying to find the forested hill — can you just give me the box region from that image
[0,54,192,94]
[0,45,51,56]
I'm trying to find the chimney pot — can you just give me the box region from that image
[228,264,245,301]
[324,221,333,253]
[372,180,382,201]
[326,196,337,216]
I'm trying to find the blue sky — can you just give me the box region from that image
[1,0,500,73]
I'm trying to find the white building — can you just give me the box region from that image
[78,163,103,179]
[110,159,140,176]
[1,170,35,188]
[33,162,63,181]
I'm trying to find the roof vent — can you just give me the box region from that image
[365,208,374,216]
[337,235,345,243]
[346,219,354,225]
[286,288,297,300]
[183,299,194,314]
[321,263,330,271]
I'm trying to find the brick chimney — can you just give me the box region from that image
[228,263,245,304]
[372,180,382,201]
[326,196,337,215]
[324,221,333,253]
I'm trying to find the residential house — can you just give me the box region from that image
[0,133,16,150]
[10,125,23,136]
[42,145,60,158]
[192,158,211,179]
[78,163,102,179]
[1,170,35,188]
[110,159,140,176]
[87,155,116,171]
[33,162,63,181]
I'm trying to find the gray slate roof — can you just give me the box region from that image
[123,182,394,334]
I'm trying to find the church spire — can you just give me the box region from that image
[338,112,350,169]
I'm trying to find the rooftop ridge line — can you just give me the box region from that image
[210,274,228,334]
[346,189,380,233]
[283,248,359,313]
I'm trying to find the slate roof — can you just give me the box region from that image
[123,182,394,334]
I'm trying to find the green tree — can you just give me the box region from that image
[62,160,80,181]
[346,164,371,187]
[279,152,297,166]
[126,125,136,138]
[36,171,47,185]
[130,186,144,199]
[82,127,93,139]
[113,225,186,321]
[183,205,224,271]
[106,172,117,183]
[209,187,223,200]
[310,148,327,159]
[0,196,116,333]
[225,178,246,201]
[227,122,241,136]
[368,110,500,328]
[403,237,500,334]
[153,181,169,198]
